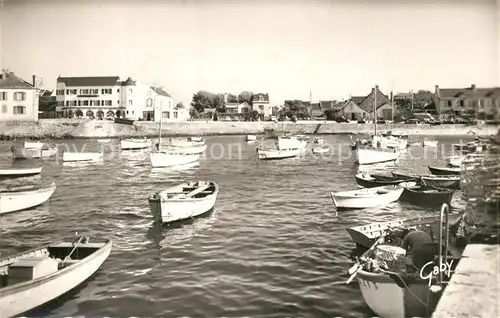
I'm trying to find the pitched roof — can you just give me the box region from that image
[357,86,391,112]
[320,100,343,110]
[57,76,120,87]
[437,86,500,99]
[252,93,270,102]
[150,86,171,97]
[121,77,136,86]
[351,96,365,104]
[0,70,36,89]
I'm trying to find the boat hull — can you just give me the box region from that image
[0,167,43,178]
[428,166,461,176]
[355,173,412,188]
[357,270,436,318]
[0,240,112,318]
[0,183,56,215]
[312,147,329,154]
[149,185,219,224]
[392,172,460,189]
[354,147,399,165]
[120,139,150,150]
[400,185,454,207]
[149,152,200,168]
[11,147,57,160]
[257,149,300,160]
[62,152,103,162]
[330,186,404,209]
[158,144,207,155]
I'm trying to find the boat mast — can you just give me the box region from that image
[391,79,394,122]
[156,86,162,152]
[374,85,377,135]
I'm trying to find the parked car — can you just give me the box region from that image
[377,119,386,124]
[357,119,366,124]
[405,118,420,124]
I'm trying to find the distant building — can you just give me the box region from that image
[56,76,188,122]
[0,70,39,121]
[433,84,500,119]
[251,93,271,117]
[39,89,57,119]
[224,101,251,114]
[340,86,394,120]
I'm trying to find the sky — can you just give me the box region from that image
[1,0,498,106]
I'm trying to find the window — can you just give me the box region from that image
[447,100,452,107]
[101,89,112,94]
[91,89,99,94]
[96,100,100,106]
[0,92,7,101]
[83,100,89,106]
[459,100,464,107]
[128,89,133,94]
[117,89,120,93]
[66,101,70,106]
[106,100,112,106]
[101,100,104,106]
[80,89,89,95]
[56,89,65,95]
[66,90,70,94]
[70,89,77,94]
[128,100,133,106]
[78,100,81,106]
[90,100,94,106]
[259,105,264,111]
[131,110,134,115]
[1,105,7,113]
[174,111,178,119]
[163,111,170,119]
[71,101,77,106]
[13,92,26,101]
[13,106,26,114]
[126,110,129,115]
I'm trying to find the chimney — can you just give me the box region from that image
[471,84,476,90]
[375,85,379,90]
[435,85,439,92]
[32,75,36,87]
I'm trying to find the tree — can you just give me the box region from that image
[191,91,215,113]
[413,90,433,108]
[212,94,225,113]
[189,107,198,119]
[176,102,185,109]
[227,94,238,103]
[238,91,253,103]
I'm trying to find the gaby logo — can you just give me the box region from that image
[420,260,454,287]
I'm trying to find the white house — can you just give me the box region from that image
[0,70,39,122]
[56,76,188,122]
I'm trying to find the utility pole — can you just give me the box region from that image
[391,79,394,122]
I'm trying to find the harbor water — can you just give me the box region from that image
[0,135,474,317]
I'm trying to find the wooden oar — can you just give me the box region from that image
[346,234,387,284]
[62,235,85,264]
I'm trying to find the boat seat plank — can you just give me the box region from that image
[184,184,212,198]
[49,242,105,249]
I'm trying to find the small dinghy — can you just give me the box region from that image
[62,152,103,163]
[11,144,58,160]
[312,147,329,154]
[149,151,200,168]
[428,165,461,176]
[346,212,462,249]
[0,235,112,318]
[120,138,150,150]
[422,140,438,147]
[148,181,219,224]
[329,185,404,210]
[168,137,205,148]
[392,172,460,189]
[257,148,300,160]
[355,172,414,188]
[246,135,257,142]
[0,182,56,215]
[400,181,455,207]
[0,166,43,179]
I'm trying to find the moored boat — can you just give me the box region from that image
[448,155,465,167]
[168,137,205,148]
[354,145,400,165]
[24,141,45,149]
[0,235,112,318]
[422,140,438,147]
[428,165,461,176]
[277,136,307,151]
[354,172,414,188]
[391,172,460,189]
[264,128,287,139]
[312,147,330,154]
[62,152,103,162]
[156,143,207,155]
[148,181,219,223]
[0,182,56,215]
[347,204,465,318]
[11,145,58,160]
[256,148,300,160]
[329,185,404,210]
[0,166,43,179]
[399,181,455,207]
[120,138,150,150]
[149,152,200,168]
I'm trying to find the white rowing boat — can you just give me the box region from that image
[0,166,43,178]
[257,148,300,160]
[149,152,200,168]
[0,182,56,215]
[148,181,219,223]
[330,185,403,209]
[0,235,112,318]
[11,145,58,160]
[120,138,150,150]
[62,152,103,162]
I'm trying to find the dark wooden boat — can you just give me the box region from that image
[355,173,414,188]
[400,181,455,207]
[392,172,460,189]
[428,165,461,176]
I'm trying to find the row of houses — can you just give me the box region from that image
[0,70,189,122]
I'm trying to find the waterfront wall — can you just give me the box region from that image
[0,119,497,139]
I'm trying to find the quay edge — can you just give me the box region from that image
[0,120,498,140]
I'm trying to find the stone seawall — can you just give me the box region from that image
[0,120,497,140]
